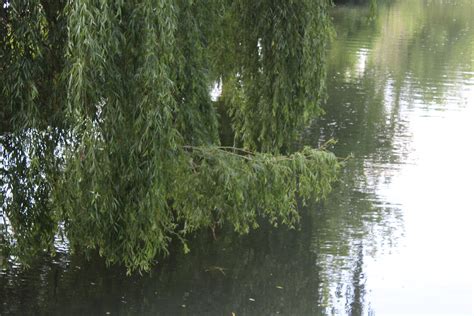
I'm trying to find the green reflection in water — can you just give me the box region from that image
[1,0,473,314]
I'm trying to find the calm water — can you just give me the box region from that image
[1,0,473,315]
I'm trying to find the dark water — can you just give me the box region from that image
[1,0,473,315]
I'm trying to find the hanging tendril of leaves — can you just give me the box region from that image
[1,0,341,272]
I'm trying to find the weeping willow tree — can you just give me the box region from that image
[1,0,339,271]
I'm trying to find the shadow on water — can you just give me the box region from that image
[1,216,323,315]
[1,0,473,314]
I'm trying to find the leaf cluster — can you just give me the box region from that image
[1,0,340,271]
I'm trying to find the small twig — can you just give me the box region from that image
[337,153,353,162]
[205,266,227,276]
[214,146,256,155]
[183,145,253,160]
[319,138,338,150]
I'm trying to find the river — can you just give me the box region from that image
[1,0,473,315]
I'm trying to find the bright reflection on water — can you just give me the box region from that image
[313,1,474,314]
[1,0,473,315]
[366,103,474,315]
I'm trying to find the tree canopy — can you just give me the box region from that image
[1,0,340,271]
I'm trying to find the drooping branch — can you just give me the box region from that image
[1,0,341,272]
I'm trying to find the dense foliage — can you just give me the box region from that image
[1,0,339,271]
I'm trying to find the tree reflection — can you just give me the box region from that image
[301,0,473,312]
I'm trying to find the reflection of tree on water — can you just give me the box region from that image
[301,0,474,312]
[1,217,327,315]
[308,164,403,314]
[331,0,474,107]
[347,243,365,316]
